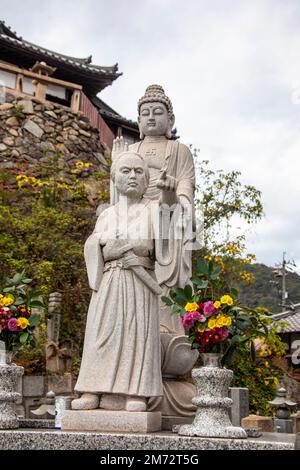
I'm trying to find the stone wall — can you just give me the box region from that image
[0,92,110,175]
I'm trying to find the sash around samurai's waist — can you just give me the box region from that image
[103,254,161,295]
[103,255,154,272]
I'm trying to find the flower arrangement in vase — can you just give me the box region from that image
[162,258,269,367]
[161,257,272,438]
[0,271,44,362]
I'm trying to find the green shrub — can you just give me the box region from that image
[0,155,110,358]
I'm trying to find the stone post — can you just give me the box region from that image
[0,363,24,429]
[229,387,249,426]
[47,292,62,344]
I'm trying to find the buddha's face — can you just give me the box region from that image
[138,101,170,137]
[115,154,148,198]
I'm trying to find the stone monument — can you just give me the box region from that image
[63,151,183,432]
[111,85,198,428]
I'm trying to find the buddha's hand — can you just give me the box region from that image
[157,168,178,205]
[112,136,128,161]
[156,168,178,192]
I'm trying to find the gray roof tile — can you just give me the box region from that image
[272,304,300,332]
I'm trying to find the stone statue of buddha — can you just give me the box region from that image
[111,86,198,428]
[111,84,196,335]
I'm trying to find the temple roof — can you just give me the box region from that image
[272,304,300,333]
[91,95,138,130]
[0,20,121,94]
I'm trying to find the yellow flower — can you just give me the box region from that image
[213,301,221,309]
[207,318,216,329]
[223,316,232,326]
[6,293,14,303]
[197,326,205,333]
[215,316,224,328]
[17,317,29,329]
[220,295,234,306]
[184,302,199,312]
[0,295,14,307]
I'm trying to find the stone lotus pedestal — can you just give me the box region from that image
[0,361,24,429]
[178,353,247,438]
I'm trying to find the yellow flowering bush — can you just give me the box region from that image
[232,327,286,415]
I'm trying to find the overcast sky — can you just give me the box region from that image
[1,0,300,272]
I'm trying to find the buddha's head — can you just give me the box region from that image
[111,151,150,198]
[137,84,175,139]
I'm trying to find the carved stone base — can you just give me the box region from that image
[148,379,196,418]
[0,364,24,429]
[61,409,162,433]
[179,421,248,438]
[148,333,198,430]
[178,365,247,439]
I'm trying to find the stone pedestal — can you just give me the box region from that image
[0,428,295,450]
[178,363,247,438]
[0,364,24,429]
[61,409,161,433]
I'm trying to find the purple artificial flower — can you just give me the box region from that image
[7,318,19,331]
[220,327,229,338]
[203,301,217,317]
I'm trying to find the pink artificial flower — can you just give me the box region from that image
[182,311,205,329]
[7,317,19,331]
[203,301,217,317]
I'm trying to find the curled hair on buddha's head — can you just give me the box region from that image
[138,84,175,139]
[111,151,150,185]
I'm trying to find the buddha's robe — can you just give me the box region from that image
[110,138,195,334]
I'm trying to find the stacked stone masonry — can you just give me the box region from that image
[0,93,110,175]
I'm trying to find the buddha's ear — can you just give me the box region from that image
[166,114,175,139]
[138,117,144,139]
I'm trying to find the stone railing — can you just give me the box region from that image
[0,62,81,113]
